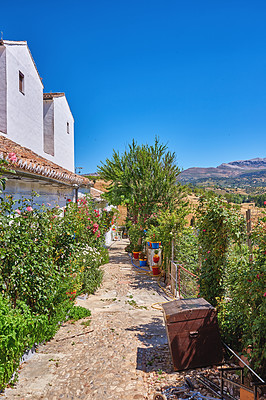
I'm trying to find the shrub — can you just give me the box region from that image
[197,195,245,306]
[0,192,114,390]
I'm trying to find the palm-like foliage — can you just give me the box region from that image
[98,138,182,223]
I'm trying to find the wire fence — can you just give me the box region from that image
[169,260,199,298]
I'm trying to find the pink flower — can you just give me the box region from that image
[264,201,266,205]
[97,232,101,238]
[247,279,252,283]
[264,292,266,297]
[8,152,17,162]
[26,206,33,212]
[257,274,260,279]
[203,229,206,232]
[15,209,21,215]
[207,250,210,253]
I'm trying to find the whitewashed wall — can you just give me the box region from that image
[43,96,75,172]
[0,46,7,134]
[0,42,75,174]
[43,99,54,156]
[3,179,75,208]
[2,43,44,154]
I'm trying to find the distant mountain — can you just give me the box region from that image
[178,158,266,187]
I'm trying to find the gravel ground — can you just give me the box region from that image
[2,240,264,400]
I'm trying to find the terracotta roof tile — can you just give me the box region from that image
[43,93,65,100]
[90,187,104,199]
[0,135,91,187]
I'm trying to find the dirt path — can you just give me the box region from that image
[2,240,176,400]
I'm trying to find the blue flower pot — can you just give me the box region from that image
[151,242,159,249]
[139,259,147,267]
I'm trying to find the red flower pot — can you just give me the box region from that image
[133,251,140,260]
[152,266,160,276]
[153,255,160,263]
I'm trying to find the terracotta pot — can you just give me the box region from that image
[153,255,160,263]
[133,251,140,260]
[152,266,160,276]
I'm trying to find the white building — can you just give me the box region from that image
[0,40,74,171]
[0,39,91,206]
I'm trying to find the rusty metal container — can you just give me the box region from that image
[162,298,223,371]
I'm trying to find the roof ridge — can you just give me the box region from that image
[0,40,44,88]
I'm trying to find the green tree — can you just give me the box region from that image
[98,138,184,224]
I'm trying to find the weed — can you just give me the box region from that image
[81,319,91,327]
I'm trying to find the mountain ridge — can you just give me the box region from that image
[178,157,266,184]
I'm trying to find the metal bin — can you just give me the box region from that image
[162,298,223,371]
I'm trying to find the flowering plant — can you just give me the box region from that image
[146,225,161,242]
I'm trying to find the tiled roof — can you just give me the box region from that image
[0,135,92,187]
[90,187,104,199]
[43,93,65,100]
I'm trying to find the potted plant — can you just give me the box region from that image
[139,252,147,267]
[132,244,142,260]
[147,226,161,249]
[153,249,160,264]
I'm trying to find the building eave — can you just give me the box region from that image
[0,136,92,188]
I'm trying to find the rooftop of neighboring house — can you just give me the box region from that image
[43,92,65,100]
[90,187,105,201]
[0,135,92,187]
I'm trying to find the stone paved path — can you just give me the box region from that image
[2,240,176,400]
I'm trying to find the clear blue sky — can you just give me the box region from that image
[2,0,266,173]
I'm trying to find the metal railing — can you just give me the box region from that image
[169,260,199,298]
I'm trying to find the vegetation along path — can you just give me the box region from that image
[2,240,179,400]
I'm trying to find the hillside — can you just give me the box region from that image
[178,158,266,188]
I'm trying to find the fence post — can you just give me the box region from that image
[171,238,176,297]
[170,260,174,296]
[171,237,175,261]
[246,209,253,261]
[178,264,181,298]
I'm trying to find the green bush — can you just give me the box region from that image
[218,215,266,378]
[0,295,86,390]
[0,193,114,390]
[197,195,245,306]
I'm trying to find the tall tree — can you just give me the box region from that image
[98,138,183,224]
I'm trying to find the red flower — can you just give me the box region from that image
[8,152,17,162]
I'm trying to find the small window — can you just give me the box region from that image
[19,71,24,94]
[67,122,70,134]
